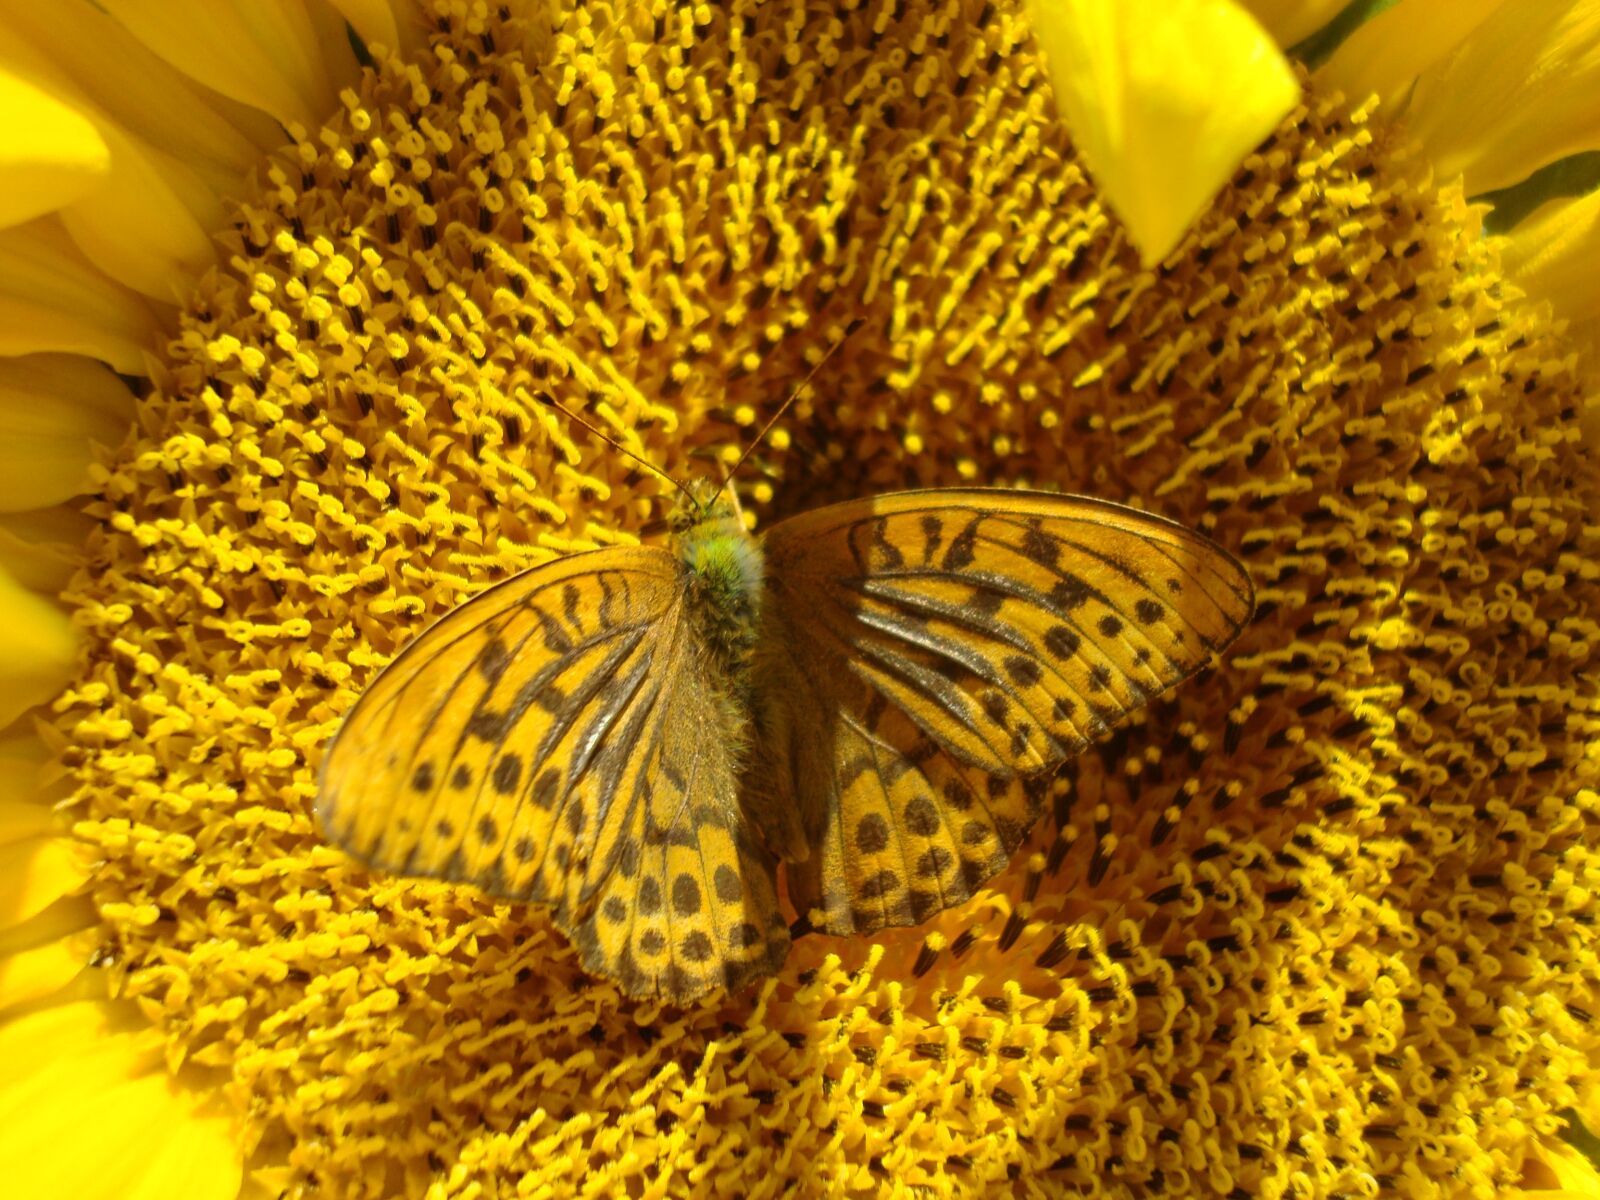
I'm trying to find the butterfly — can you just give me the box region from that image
[316,470,1254,1005]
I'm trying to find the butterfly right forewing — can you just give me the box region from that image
[755,489,1254,936]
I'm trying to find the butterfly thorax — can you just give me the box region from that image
[670,480,765,679]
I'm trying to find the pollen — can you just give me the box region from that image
[57,1,1600,1197]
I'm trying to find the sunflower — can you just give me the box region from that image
[4,0,1599,1196]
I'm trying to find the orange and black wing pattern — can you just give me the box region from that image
[755,489,1254,936]
[318,546,788,1003]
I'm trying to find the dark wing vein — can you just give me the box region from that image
[570,652,670,909]
[371,610,521,790]
[846,577,1036,652]
[572,597,690,909]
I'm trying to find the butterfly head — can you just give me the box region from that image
[669,477,745,536]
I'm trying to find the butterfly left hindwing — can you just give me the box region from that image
[317,545,789,1003]
[752,489,1254,936]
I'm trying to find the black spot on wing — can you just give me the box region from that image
[1049,577,1089,611]
[858,869,900,899]
[680,931,713,962]
[479,637,511,683]
[1020,524,1058,566]
[916,846,954,878]
[714,864,743,903]
[969,586,1005,616]
[903,795,940,836]
[1004,656,1042,687]
[942,778,974,811]
[595,575,618,629]
[531,768,561,808]
[871,518,905,569]
[536,608,573,653]
[492,753,522,795]
[467,708,508,741]
[561,582,584,633]
[919,515,944,564]
[1043,626,1081,659]
[942,515,980,570]
[856,813,889,853]
[638,875,662,914]
[528,682,565,714]
[672,873,702,916]
[981,691,1008,726]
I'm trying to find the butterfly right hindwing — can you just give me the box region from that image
[754,489,1254,936]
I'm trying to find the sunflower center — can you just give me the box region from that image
[60,1,1599,1194]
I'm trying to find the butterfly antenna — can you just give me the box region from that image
[529,390,694,499]
[718,317,864,492]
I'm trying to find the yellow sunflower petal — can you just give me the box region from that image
[0,725,70,809]
[0,897,96,1014]
[1405,0,1600,194]
[1238,0,1349,45]
[0,508,95,594]
[0,837,87,931]
[57,121,218,301]
[0,217,163,373]
[0,893,97,954]
[0,741,82,935]
[1515,1135,1600,1195]
[98,0,355,129]
[0,354,135,512]
[0,937,88,1013]
[0,564,77,731]
[0,1002,242,1200]
[1031,0,1299,265]
[0,0,272,190]
[0,1000,117,1085]
[0,67,109,229]
[324,0,401,53]
[0,804,57,843]
[1320,0,1508,110]
[1499,188,1600,326]
[0,32,222,298]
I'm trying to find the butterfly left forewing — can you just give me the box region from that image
[317,546,788,1003]
[756,488,1253,935]
[317,547,679,898]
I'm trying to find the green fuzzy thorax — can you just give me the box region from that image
[670,481,764,673]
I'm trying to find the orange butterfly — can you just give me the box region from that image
[317,465,1253,1004]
